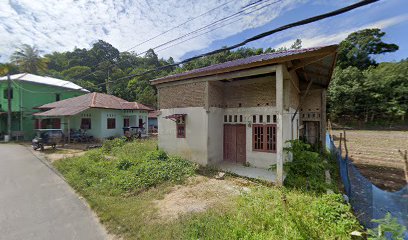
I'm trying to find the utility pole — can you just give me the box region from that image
[7,74,12,138]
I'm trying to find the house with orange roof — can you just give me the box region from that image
[34,92,152,140]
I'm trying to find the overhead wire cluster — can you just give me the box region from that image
[10,0,379,94]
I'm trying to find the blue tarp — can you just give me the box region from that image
[326,134,408,237]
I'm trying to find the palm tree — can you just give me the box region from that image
[10,44,48,74]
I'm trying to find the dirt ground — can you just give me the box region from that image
[154,175,252,221]
[331,130,407,192]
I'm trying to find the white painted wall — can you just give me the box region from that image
[212,106,278,169]
[61,109,149,140]
[158,107,208,165]
[207,107,224,164]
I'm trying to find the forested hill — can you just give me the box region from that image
[1,28,407,124]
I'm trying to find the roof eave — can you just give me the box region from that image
[150,45,338,85]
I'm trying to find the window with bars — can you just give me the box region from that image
[252,124,277,152]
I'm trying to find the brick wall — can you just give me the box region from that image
[223,79,276,108]
[208,82,224,108]
[158,82,206,109]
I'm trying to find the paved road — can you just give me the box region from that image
[0,144,108,240]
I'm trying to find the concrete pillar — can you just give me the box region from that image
[321,89,327,150]
[67,117,70,143]
[276,65,284,185]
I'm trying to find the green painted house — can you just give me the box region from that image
[0,73,88,140]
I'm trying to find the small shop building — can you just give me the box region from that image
[151,45,338,183]
[34,92,152,140]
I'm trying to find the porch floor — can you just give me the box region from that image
[214,162,283,183]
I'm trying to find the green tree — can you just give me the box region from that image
[10,44,49,74]
[336,29,398,70]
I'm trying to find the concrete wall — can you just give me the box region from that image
[207,107,224,165]
[158,107,208,165]
[207,106,282,169]
[58,109,149,140]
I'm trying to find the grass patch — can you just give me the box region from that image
[54,139,197,196]
[54,138,362,239]
[180,187,361,240]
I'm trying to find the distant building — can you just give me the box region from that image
[0,73,88,140]
[34,92,152,140]
[148,110,159,133]
[151,45,338,184]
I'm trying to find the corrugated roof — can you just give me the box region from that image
[0,73,89,92]
[151,45,337,84]
[35,92,153,117]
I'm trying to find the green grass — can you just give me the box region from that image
[179,188,361,240]
[54,138,362,240]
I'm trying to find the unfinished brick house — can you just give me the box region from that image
[151,45,337,183]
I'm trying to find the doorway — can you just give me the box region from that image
[223,124,246,163]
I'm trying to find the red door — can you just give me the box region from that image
[223,124,246,163]
[223,125,236,162]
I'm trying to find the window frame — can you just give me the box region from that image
[176,116,186,138]
[107,118,116,129]
[81,118,92,130]
[252,124,277,153]
[123,118,130,128]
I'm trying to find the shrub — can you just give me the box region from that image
[283,140,328,193]
[101,137,127,153]
[367,213,407,240]
[117,158,134,170]
[145,149,168,161]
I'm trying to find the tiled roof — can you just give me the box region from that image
[151,45,337,84]
[34,106,90,117]
[0,73,89,92]
[35,92,152,116]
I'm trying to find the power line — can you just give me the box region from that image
[113,0,380,82]
[20,0,380,93]
[56,0,276,86]
[134,0,283,57]
[124,0,237,52]
[35,0,282,92]
[156,0,284,54]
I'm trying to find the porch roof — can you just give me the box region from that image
[34,106,90,117]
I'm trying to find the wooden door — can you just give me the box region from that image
[236,125,246,163]
[223,124,246,163]
[223,125,236,162]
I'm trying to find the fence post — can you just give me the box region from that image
[399,150,408,184]
[339,133,343,154]
[343,129,349,157]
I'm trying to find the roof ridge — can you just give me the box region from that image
[91,92,97,107]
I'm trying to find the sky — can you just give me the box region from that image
[0,0,407,63]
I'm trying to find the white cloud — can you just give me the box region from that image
[274,14,408,49]
[0,0,302,62]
